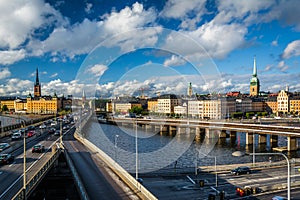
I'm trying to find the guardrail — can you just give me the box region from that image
[4,145,61,200]
[63,147,89,200]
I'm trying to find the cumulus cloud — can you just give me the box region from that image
[278,60,289,72]
[0,0,65,49]
[0,49,26,65]
[163,55,186,67]
[281,40,300,59]
[85,3,93,14]
[0,68,11,80]
[87,64,108,77]
[0,78,32,96]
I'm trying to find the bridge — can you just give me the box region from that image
[109,117,300,152]
[0,113,157,200]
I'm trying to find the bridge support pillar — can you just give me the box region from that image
[176,126,184,134]
[246,132,254,145]
[258,134,267,144]
[220,130,227,138]
[288,136,298,151]
[270,135,278,147]
[229,131,237,144]
[205,129,218,139]
[195,127,200,139]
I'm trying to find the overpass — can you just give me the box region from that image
[0,113,157,200]
[109,118,300,151]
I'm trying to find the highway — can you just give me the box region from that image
[0,119,140,200]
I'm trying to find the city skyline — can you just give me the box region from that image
[0,0,300,98]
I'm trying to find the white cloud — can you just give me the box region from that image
[278,60,289,72]
[0,0,65,49]
[282,40,300,59]
[0,78,32,96]
[85,3,93,14]
[0,49,26,65]
[28,2,158,60]
[160,0,206,19]
[271,40,278,46]
[163,55,186,67]
[50,73,58,78]
[87,64,108,77]
[0,68,11,80]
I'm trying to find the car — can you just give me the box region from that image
[39,124,46,129]
[0,143,10,151]
[272,196,287,200]
[231,166,251,175]
[0,153,14,164]
[32,144,45,153]
[28,125,35,130]
[50,122,57,127]
[54,130,60,136]
[11,132,22,140]
[63,125,70,130]
[27,130,36,138]
[48,128,56,134]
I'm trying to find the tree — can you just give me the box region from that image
[1,105,8,112]
[128,106,143,115]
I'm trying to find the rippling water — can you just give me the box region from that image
[83,120,300,174]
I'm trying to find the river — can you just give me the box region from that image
[83,119,300,174]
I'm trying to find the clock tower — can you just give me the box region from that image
[250,57,260,96]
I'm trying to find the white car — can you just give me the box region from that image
[11,132,22,140]
[39,124,46,129]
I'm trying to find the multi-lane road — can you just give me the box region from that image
[141,164,300,199]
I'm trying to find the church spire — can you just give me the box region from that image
[253,56,257,77]
[34,67,41,97]
[36,68,40,85]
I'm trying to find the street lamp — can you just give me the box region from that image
[249,152,290,200]
[114,135,119,163]
[135,120,138,181]
[23,129,26,199]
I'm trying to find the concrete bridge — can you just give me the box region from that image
[109,118,300,152]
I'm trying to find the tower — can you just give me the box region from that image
[34,68,41,97]
[187,82,193,97]
[250,57,260,96]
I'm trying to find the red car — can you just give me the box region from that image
[27,130,35,138]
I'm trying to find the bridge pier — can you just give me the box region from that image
[220,130,227,138]
[205,129,219,139]
[245,132,254,145]
[258,134,267,144]
[229,131,237,144]
[270,135,278,147]
[288,136,298,151]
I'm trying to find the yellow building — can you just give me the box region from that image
[0,98,16,111]
[277,89,290,114]
[14,99,27,113]
[265,96,278,114]
[290,95,300,115]
[26,94,59,114]
[147,97,158,113]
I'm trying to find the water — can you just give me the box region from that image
[83,120,300,174]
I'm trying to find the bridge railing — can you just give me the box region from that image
[8,145,61,200]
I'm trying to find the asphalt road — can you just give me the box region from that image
[140,165,300,200]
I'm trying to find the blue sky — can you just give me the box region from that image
[0,0,300,98]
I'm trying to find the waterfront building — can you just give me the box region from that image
[188,99,204,118]
[157,94,180,115]
[147,97,158,113]
[174,103,187,116]
[203,99,222,119]
[265,94,278,114]
[236,98,253,113]
[277,89,291,114]
[113,102,142,115]
[250,57,260,96]
[26,93,59,114]
[14,98,27,113]
[290,93,300,115]
[0,97,16,111]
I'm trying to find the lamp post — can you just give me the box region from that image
[135,120,138,181]
[60,117,62,145]
[23,130,26,199]
[114,135,119,163]
[249,152,290,200]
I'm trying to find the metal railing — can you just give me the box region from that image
[3,146,61,200]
